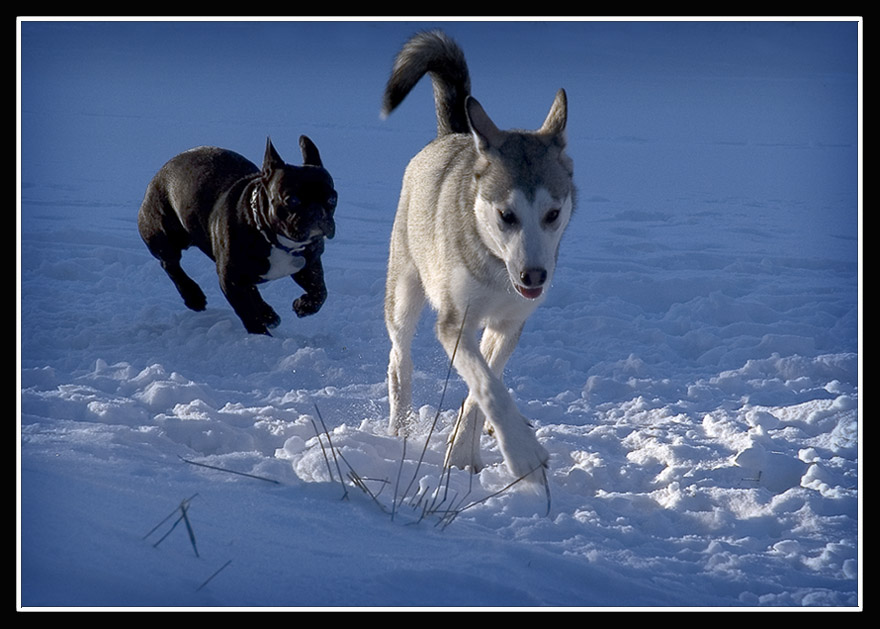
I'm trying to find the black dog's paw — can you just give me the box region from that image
[239,304,279,335]
[240,313,271,335]
[293,295,323,317]
[245,323,272,336]
[181,284,207,312]
[258,304,281,329]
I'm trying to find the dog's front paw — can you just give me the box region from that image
[243,321,272,336]
[496,416,549,483]
[293,295,323,317]
[258,304,281,329]
[444,435,485,473]
[444,402,487,472]
[180,283,207,312]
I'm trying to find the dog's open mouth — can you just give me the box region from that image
[514,284,544,300]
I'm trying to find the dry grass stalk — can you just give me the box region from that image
[144,494,201,556]
[313,404,348,500]
[179,456,280,484]
[196,559,233,592]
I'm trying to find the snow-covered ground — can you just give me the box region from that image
[18,19,861,609]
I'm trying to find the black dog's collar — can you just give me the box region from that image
[249,184,270,235]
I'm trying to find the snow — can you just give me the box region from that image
[18,18,861,609]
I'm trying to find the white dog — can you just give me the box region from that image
[381,31,575,481]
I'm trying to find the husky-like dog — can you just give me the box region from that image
[381,31,575,481]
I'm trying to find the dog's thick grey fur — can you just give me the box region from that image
[382,31,575,481]
[138,137,336,335]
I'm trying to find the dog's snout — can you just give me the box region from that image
[321,210,336,239]
[520,268,547,287]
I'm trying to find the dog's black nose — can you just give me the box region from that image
[520,268,547,287]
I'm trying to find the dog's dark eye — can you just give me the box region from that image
[544,208,560,225]
[326,193,337,209]
[278,196,299,211]
[498,208,518,226]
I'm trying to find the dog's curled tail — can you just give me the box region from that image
[381,30,472,137]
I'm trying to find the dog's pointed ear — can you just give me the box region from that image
[262,137,284,174]
[466,96,504,152]
[299,135,323,168]
[538,88,568,146]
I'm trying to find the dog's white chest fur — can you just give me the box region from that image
[261,235,308,280]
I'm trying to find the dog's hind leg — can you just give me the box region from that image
[385,266,426,436]
[161,255,208,312]
[138,206,207,312]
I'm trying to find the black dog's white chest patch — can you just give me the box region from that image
[261,235,309,281]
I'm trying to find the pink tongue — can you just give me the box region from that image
[516,285,544,300]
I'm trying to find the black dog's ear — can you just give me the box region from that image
[299,135,323,168]
[262,137,285,175]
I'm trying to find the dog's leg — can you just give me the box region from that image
[291,256,328,317]
[445,322,524,471]
[255,296,282,330]
[139,211,207,312]
[436,311,548,481]
[225,285,276,335]
[162,257,208,312]
[215,261,277,335]
[385,267,426,436]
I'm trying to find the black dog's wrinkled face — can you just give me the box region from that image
[260,136,337,246]
[263,166,337,244]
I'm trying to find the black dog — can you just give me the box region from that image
[138,137,337,335]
